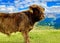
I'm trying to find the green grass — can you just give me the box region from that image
[0,30,60,43]
[30,30,60,43]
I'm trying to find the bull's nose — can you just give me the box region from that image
[42,16,45,19]
[40,14,45,20]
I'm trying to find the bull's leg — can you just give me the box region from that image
[22,31,30,43]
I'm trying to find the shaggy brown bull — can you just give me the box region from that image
[0,4,45,43]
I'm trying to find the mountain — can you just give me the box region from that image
[53,18,60,29]
[38,18,54,26]
[37,17,60,29]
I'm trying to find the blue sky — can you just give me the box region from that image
[0,0,60,12]
[0,0,60,19]
[47,1,60,7]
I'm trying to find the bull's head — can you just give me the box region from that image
[29,4,45,21]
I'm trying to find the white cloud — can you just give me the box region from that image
[47,14,55,18]
[0,5,7,12]
[46,13,56,20]
[7,6,17,13]
[48,6,60,13]
[0,5,18,13]
[14,0,40,8]
[41,0,59,2]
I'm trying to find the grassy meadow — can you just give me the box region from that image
[0,26,60,43]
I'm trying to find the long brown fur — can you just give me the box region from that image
[0,4,45,43]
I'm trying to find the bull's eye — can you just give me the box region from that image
[40,12,41,13]
[43,8,45,11]
[39,11,42,14]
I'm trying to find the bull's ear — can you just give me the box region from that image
[29,9,33,14]
[42,8,45,12]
